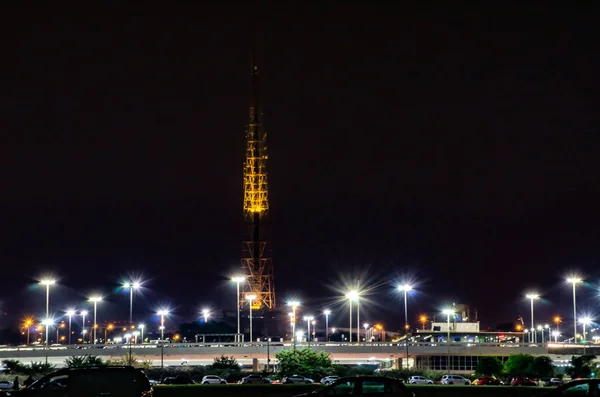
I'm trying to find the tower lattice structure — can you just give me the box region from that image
[241,63,275,310]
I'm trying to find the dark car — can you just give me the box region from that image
[161,376,195,385]
[293,376,414,397]
[511,376,537,386]
[542,379,598,396]
[0,366,152,397]
[240,374,272,384]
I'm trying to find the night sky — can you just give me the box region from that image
[0,4,599,331]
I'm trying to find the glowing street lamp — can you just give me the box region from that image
[288,301,300,347]
[139,324,145,344]
[231,276,245,339]
[304,316,314,345]
[442,308,454,371]
[202,309,210,323]
[246,295,257,342]
[419,315,428,330]
[89,297,102,344]
[345,291,359,343]
[81,310,88,343]
[554,316,561,341]
[157,309,170,371]
[40,279,56,341]
[398,284,413,370]
[23,319,33,345]
[567,277,583,343]
[323,310,331,341]
[41,318,54,364]
[123,281,141,325]
[525,294,540,343]
[66,309,75,345]
[552,330,560,343]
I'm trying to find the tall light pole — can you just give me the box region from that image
[42,318,53,364]
[289,301,300,348]
[398,284,413,369]
[324,310,331,341]
[231,276,245,341]
[580,317,592,350]
[202,309,210,323]
[554,316,561,342]
[81,310,88,343]
[246,295,256,342]
[66,309,75,345]
[526,293,540,343]
[123,281,141,326]
[24,319,32,345]
[40,279,56,343]
[89,297,102,344]
[139,324,145,344]
[567,277,582,343]
[346,291,358,343]
[157,309,169,372]
[304,316,314,346]
[442,308,454,371]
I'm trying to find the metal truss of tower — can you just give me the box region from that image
[241,63,275,310]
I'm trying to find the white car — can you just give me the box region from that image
[0,381,13,390]
[408,376,433,384]
[201,375,227,384]
[320,376,340,385]
[441,375,471,385]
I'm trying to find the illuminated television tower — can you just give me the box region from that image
[241,62,275,310]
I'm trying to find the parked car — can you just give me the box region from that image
[474,376,501,385]
[511,376,537,386]
[407,376,433,384]
[1,365,151,397]
[0,381,13,390]
[162,375,195,385]
[441,375,471,385]
[320,376,340,385]
[282,375,314,384]
[240,374,272,384]
[543,378,565,387]
[201,375,227,384]
[542,379,599,396]
[292,376,414,397]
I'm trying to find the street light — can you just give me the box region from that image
[202,309,210,323]
[157,309,170,372]
[231,276,245,341]
[89,297,102,344]
[554,316,561,342]
[345,291,359,343]
[41,318,54,364]
[139,324,145,344]
[40,279,56,342]
[288,301,300,348]
[123,281,141,325]
[419,315,428,330]
[81,310,88,343]
[552,330,560,343]
[323,310,331,341]
[304,316,314,346]
[525,294,540,343]
[567,277,583,343]
[580,317,592,353]
[23,319,33,345]
[398,284,413,370]
[66,309,75,345]
[105,324,114,343]
[246,295,257,342]
[312,320,316,342]
[442,308,454,371]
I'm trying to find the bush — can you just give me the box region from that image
[276,348,333,380]
[1,360,56,376]
[107,354,152,370]
[475,357,503,376]
[65,355,106,368]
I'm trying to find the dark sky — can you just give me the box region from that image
[0,3,599,331]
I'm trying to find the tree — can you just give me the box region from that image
[504,354,535,377]
[567,355,597,379]
[531,356,554,378]
[276,348,333,380]
[65,355,105,368]
[476,357,503,376]
[211,355,239,370]
[107,354,152,370]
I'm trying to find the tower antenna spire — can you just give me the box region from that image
[241,56,275,310]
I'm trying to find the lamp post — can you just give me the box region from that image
[40,279,56,343]
[81,310,88,343]
[554,316,561,342]
[552,330,560,343]
[398,284,413,369]
[139,324,145,344]
[24,319,32,345]
[526,294,540,343]
[304,316,314,346]
[104,324,114,343]
[89,297,102,344]
[65,310,75,345]
[202,309,210,323]
[123,281,141,326]
[42,318,53,364]
[346,291,358,343]
[289,301,300,348]
[246,295,256,342]
[231,276,245,342]
[124,333,132,363]
[324,310,331,341]
[442,309,454,371]
[157,309,169,372]
[580,317,592,353]
[567,277,582,343]
[312,320,316,342]
[420,315,427,330]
